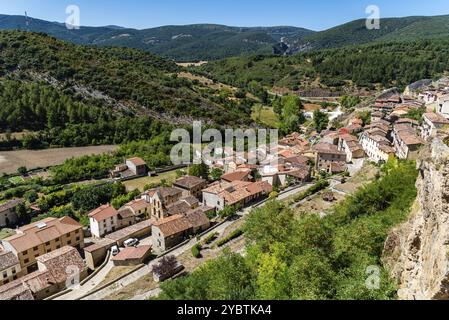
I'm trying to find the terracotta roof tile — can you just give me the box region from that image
[127,157,147,167]
[88,204,118,222]
[36,246,85,284]
[173,176,206,189]
[153,215,192,237]
[0,251,19,271]
[111,245,152,262]
[3,217,82,253]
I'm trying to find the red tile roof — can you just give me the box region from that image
[36,246,85,284]
[153,215,192,237]
[88,204,118,222]
[3,217,82,253]
[173,176,206,189]
[127,157,147,167]
[111,245,152,262]
[221,169,251,182]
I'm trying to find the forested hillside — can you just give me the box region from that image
[198,38,449,93]
[0,31,255,146]
[285,15,449,52]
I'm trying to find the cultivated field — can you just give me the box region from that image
[123,170,179,192]
[251,105,279,128]
[0,145,118,174]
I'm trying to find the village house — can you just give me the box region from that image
[437,94,449,119]
[221,169,252,183]
[36,246,87,290]
[152,215,192,253]
[166,196,199,216]
[418,90,438,104]
[112,245,152,267]
[392,124,424,160]
[173,175,208,199]
[338,134,365,163]
[110,157,148,179]
[0,199,23,228]
[1,217,84,274]
[83,238,116,270]
[359,131,395,163]
[0,246,86,300]
[396,118,420,129]
[260,157,310,187]
[371,111,384,123]
[278,132,310,152]
[88,204,119,239]
[152,207,211,253]
[118,198,151,221]
[0,269,57,300]
[314,143,347,174]
[142,187,183,221]
[421,112,449,141]
[0,251,22,286]
[202,180,272,212]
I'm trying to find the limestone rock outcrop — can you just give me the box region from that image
[383,138,449,300]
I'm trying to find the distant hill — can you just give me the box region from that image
[0,15,314,61]
[283,15,449,54]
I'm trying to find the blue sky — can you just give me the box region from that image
[2,0,449,30]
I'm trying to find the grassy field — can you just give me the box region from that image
[0,145,118,174]
[251,105,279,128]
[123,170,179,192]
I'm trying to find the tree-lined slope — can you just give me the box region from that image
[0,30,254,129]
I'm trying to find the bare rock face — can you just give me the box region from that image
[383,138,449,300]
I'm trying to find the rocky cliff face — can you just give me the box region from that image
[383,138,449,300]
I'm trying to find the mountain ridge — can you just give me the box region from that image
[2,13,449,60]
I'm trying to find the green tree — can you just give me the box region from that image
[313,109,329,132]
[17,166,28,176]
[188,162,210,180]
[210,168,224,181]
[279,95,305,135]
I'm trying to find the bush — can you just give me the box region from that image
[293,180,330,203]
[203,232,219,245]
[216,229,244,247]
[192,244,202,258]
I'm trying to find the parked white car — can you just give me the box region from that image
[124,238,139,248]
[111,246,120,256]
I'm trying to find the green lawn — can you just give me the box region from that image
[123,170,179,192]
[252,105,279,128]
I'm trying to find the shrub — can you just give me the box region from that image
[216,229,244,247]
[293,180,330,203]
[203,232,219,245]
[192,244,202,258]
